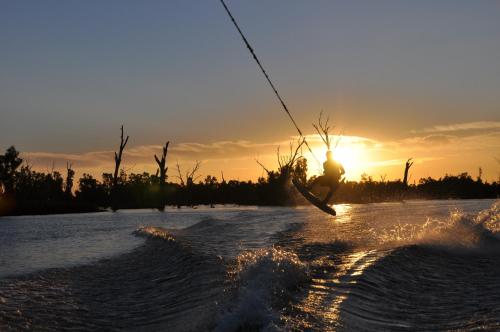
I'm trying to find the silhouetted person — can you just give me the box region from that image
[309,150,345,204]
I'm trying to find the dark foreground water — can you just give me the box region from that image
[0,200,499,331]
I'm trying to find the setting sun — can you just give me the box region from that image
[332,146,363,178]
[307,136,370,181]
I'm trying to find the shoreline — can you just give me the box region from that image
[1,197,498,218]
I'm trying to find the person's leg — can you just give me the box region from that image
[307,176,323,190]
[322,182,339,204]
[323,188,334,204]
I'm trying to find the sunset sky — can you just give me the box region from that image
[1,1,499,182]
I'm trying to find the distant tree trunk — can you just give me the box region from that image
[111,126,129,210]
[65,162,75,197]
[403,158,413,187]
[154,141,170,211]
[175,161,201,207]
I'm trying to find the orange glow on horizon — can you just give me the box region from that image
[308,140,370,181]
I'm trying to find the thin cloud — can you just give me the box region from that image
[420,121,500,133]
[20,139,285,172]
[18,129,499,182]
[404,134,457,146]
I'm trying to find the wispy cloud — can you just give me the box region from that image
[403,134,457,146]
[20,139,289,176]
[419,121,500,133]
[18,128,499,182]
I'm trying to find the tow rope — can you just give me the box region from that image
[219,0,321,166]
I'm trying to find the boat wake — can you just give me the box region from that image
[215,247,309,332]
[287,201,500,331]
[378,200,500,251]
[1,201,499,331]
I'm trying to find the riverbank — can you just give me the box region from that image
[1,196,498,218]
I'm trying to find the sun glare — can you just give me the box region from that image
[333,146,359,171]
[308,143,367,181]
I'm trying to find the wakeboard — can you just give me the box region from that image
[292,179,336,216]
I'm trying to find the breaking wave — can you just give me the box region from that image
[378,200,500,251]
[215,247,309,332]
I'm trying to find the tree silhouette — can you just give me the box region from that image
[256,139,305,205]
[0,146,23,195]
[403,158,414,187]
[65,162,75,196]
[1,144,499,216]
[313,112,333,150]
[111,125,129,210]
[154,141,170,210]
[113,125,129,189]
[175,160,201,206]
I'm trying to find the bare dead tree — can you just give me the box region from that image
[186,161,202,186]
[175,160,202,187]
[113,125,129,188]
[256,138,305,178]
[277,138,306,176]
[403,158,414,186]
[312,111,342,152]
[175,160,202,208]
[313,111,333,150]
[255,158,272,175]
[153,142,170,210]
[255,139,306,206]
[175,161,185,187]
[154,141,170,186]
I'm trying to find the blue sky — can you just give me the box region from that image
[1,1,499,180]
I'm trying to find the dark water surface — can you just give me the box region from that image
[1,200,499,331]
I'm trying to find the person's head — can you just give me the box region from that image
[326,150,334,161]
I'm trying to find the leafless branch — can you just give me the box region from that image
[277,138,305,172]
[175,160,201,186]
[255,158,271,174]
[175,160,185,186]
[313,111,334,150]
[403,158,414,186]
[113,125,129,187]
[154,141,170,185]
[187,161,202,182]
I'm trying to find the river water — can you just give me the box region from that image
[0,199,499,331]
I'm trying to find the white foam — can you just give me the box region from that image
[378,200,500,250]
[215,247,309,332]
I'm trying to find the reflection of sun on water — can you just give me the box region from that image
[298,249,382,326]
